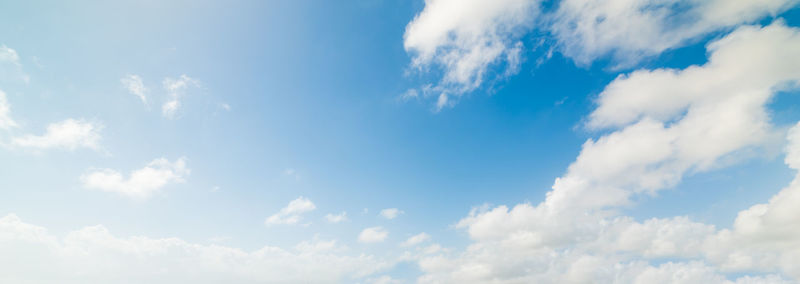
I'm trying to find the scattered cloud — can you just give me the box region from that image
[0,91,101,153]
[358,227,388,243]
[162,75,200,119]
[10,119,103,151]
[0,214,391,283]
[325,212,348,223]
[379,208,403,220]
[121,74,148,104]
[81,157,190,199]
[401,232,430,247]
[265,197,316,226]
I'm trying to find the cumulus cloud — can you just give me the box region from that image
[121,74,148,104]
[0,90,101,152]
[325,212,348,223]
[162,75,200,119]
[0,91,102,152]
[0,89,17,130]
[403,0,800,108]
[0,214,390,283]
[404,0,540,106]
[420,122,800,283]
[10,119,103,151]
[379,208,403,220]
[559,21,797,214]
[358,227,388,243]
[81,157,190,199]
[265,197,316,226]
[550,0,799,67]
[414,22,800,283]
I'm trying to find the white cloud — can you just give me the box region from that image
[325,212,348,223]
[358,227,388,243]
[401,233,430,247]
[0,92,101,152]
[0,89,17,130]
[379,208,403,220]
[121,74,148,104]
[162,75,200,119]
[11,119,103,151]
[81,157,189,199]
[550,0,798,67]
[415,22,800,283]
[404,0,540,103]
[402,0,800,106]
[0,45,29,83]
[549,21,797,215]
[265,197,316,226]
[0,214,390,283]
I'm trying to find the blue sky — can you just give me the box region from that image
[2,1,800,283]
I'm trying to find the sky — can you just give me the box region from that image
[2,0,800,283]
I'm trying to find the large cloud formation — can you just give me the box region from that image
[415,21,800,283]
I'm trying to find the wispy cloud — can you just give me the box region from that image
[0,45,29,84]
[162,75,200,119]
[121,74,148,104]
[265,197,316,226]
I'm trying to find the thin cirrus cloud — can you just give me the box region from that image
[81,157,190,199]
[265,197,316,226]
[358,226,388,243]
[414,21,800,283]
